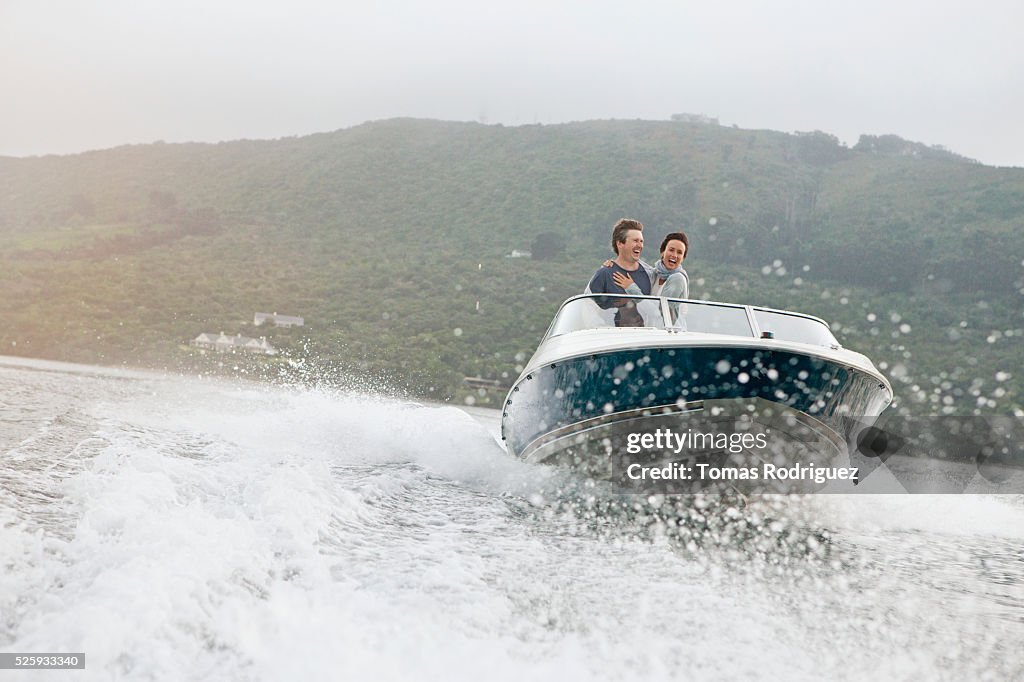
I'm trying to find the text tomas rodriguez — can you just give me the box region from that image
[625,462,859,484]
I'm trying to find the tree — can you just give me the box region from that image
[148,190,179,220]
[789,131,846,165]
[531,231,567,261]
[69,194,96,219]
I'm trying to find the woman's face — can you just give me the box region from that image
[661,239,687,269]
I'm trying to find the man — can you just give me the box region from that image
[586,218,653,295]
[586,219,653,327]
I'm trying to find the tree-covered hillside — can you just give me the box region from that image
[1,118,1021,412]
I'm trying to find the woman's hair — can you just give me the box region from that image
[660,231,690,259]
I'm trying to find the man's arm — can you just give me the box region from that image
[587,267,613,295]
[587,267,626,308]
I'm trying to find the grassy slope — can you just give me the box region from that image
[0,119,1021,412]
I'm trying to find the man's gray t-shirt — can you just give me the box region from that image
[587,263,652,295]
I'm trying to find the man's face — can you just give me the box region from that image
[617,229,644,264]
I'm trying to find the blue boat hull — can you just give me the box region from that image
[501,345,890,469]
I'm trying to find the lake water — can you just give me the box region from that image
[1,356,1022,680]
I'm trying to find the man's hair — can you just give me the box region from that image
[660,231,690,259]
[611,218,644,254]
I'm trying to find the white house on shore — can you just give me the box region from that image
[254,312,304,327]
[191,332,278,355]
[671,112,719,125]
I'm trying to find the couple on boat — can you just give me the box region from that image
[586,218,690,299]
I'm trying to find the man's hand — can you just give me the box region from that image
[612,271,634,290]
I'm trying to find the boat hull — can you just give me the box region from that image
[501,344,890,491]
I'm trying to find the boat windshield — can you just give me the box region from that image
[753,309,838,347]
[546,296,839,346]
[546,295,754,339]
[665,299,756,337]
[546,295,667,337]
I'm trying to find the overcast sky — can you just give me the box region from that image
[2,0,1022,166]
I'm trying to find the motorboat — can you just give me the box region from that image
[500,294,893,492]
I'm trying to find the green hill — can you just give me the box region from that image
[1,118,1021,412]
